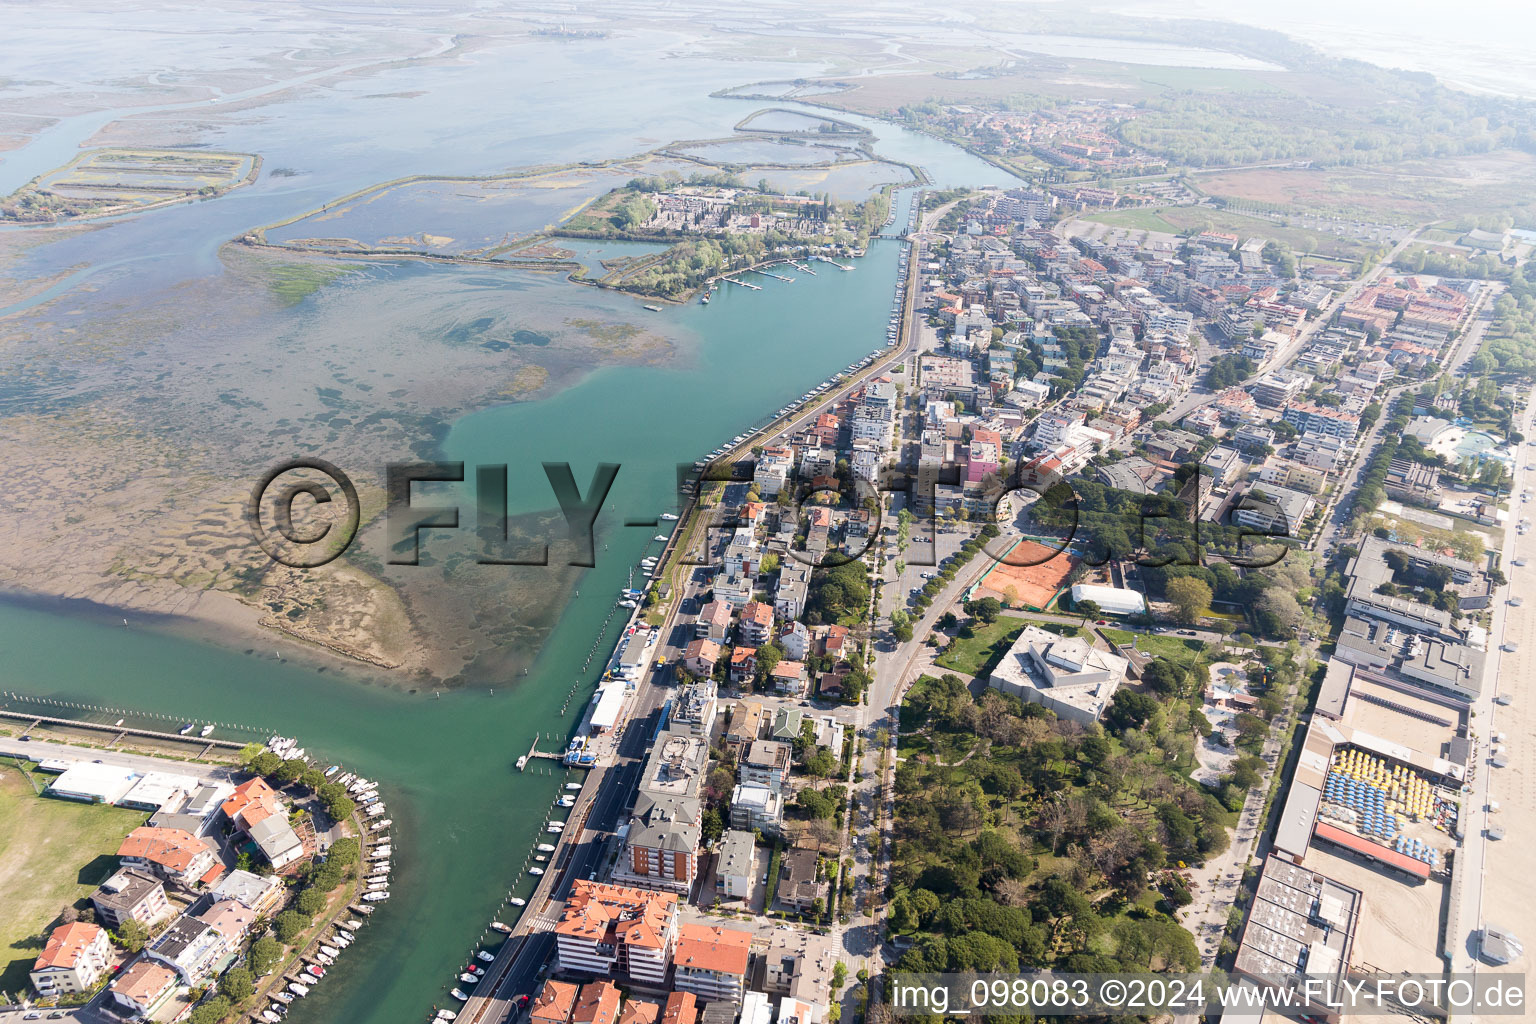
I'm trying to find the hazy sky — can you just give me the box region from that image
[1108,0,1536,96]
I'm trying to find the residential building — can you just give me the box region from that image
[117,826,221,888]
[723,700,766,757]
[769,660,808,696]
[740,740,791,787]
[211,869,284,917]
[1249,370,1309,409]
[776,848,827,913]
[554,881,678,985]
[92,868,170,932]
[145,916,225,984]
[619,1001,661,1024]
[671,680,718,736]
[662,992,699,1024]
[108,960,179,1020]
[683,638,721,678]
[777,621,810,661]
[713,572,753,609]
[727,647,758,687]
[775,564,811,621]
[696,601,732,642]
[739,601,775,646]
[729,782,784,835]
[617,792,702,894]
[220,777,305,871]
[673,924,752,1003]
[716,830,757,900]
[532,980,580,1024]
[1282,402,1359,441]
[573,980,622,1024]
[1231,485,1314,537]
[198,898,256,958]
[31,922,111,999]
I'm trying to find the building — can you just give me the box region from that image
[682,638,722,678]
[1232,856,1362,1024]
[532,980,580,1024]
[1068,583,1145,616]
[108,960,179,1020]
[716,830,757,900]
[1231,485,1314,537]
[1249,370,1309,409]
[1384,458,1443,505]
[740,740,791,787]
[1282,402,1360,441]
[145,916,226,984]
[673,924,752,1003]
[554,881,678,985]
[92,868,170,932]
[618,792,702,894]
[729,782,784,835]
[198,898,256,958]
[1333,615,1484,701]
[47,762,138,805]
[211,869,284,917]
[986,625,1128,723]
[118,826,221,888]
[775,564,811,621]
[738,601,774,646]
[671,680,718,737]
[776,848,827,912]
[619,1001,661,1024]
[723,700,766,757]
[573,980,622,1024]
[662,991,698,1024]
[221,777,305,871]
[696,601,732,642]
[30,922,111,999]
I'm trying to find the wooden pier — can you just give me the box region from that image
[515,737,563,771]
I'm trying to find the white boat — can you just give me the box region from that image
[529,866,545,876]
[659,513,678,521]
[320,945,340,958]
[200,724,215,737]
[491,921,511,933]
[477,950,496,962]
[508,897,527,907]
[332,935,351,948]
[563,783,581,792]
[437,1012,458,1022]
[619,600,637,608]
[459,973,480,984]
[546,822,565,833]
[371,847,392,859]
[271,993,294,1005]
[557,796,575,807]
[534,854,548,863]
[178,723,194,735]
[344,919,363,930]
[353,905,374,914]
[451,990,469,1002]
[288,983,310,997]
[263,1012,283,1023]
[372,819,392,831]
[653,535,668,542]
[337,929,354,942]
[366,804,386,817]
[324,765,339,777]
[362,891,390,902]
[643,304,663,312]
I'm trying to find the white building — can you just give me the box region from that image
[48,763,138,805]
[31,923,111,999]
[986,625,1129,724]
[1069,584,1146,617]
[715,830,757,901]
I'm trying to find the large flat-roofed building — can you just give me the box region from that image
[986,625,1128,724]
[145,916,225,984]
[1068,583,1146,616]
[1333,615,1484,701]
[554,881,677,985]
[47,762,138,805]
[1233,856,1362,1024]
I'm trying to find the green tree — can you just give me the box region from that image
[219,968,254,1003]
[113,918,150,952]
[1076,598,1101,623]
[274,759,306,785]
[274,910,308,944]
[1165,577,1212,623]
[248,936,283,976]
[189,996,232,1024]
[296,888,326,917]
[327,836,360,865]
[299,769,326,792]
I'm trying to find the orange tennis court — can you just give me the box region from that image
[974,538,1077,610]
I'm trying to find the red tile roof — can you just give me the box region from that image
[673,923,752,977]
[118,826,208,873]
[662,992,698,1024]
[573,981,621,1024]
[532,980,580,1024]
[619,1000,661,1024]
[34,922,104,971]
[110,960,177,1003]
[555,881,677,952]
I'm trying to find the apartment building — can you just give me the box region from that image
[673,924,753,1003]
[554,881,678,985]
[31,922,111,999]
[91,868,170,931]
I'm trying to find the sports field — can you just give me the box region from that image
[0,764,148,995]
[975,539,1075,610]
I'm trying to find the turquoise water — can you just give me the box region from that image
[0,22,998,1021]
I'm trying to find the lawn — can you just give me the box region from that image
[0,764,148,995]
[1098,628,1205,669]
[933,617,1026,677]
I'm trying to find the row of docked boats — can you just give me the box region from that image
[261,916,368,1022]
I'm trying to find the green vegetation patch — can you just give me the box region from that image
[934,617,1027,677]
[0,765,149,995]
